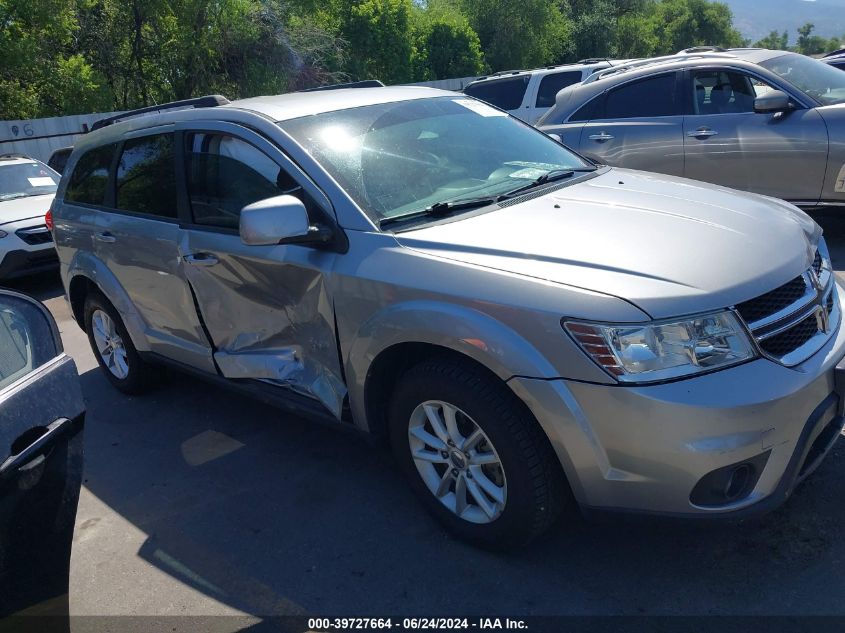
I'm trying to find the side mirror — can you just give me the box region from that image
[546,132,563,143]
[754,90,791,114]
[239,195,327,246]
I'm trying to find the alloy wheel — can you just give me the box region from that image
[91,309,129,379]
[408,400,507,524]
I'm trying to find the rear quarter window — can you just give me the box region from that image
[64,144,117,206]
[535,72,582,108]
[464,76,530,111]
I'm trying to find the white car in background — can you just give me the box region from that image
[462,59,632,123]
[0,155,59,280]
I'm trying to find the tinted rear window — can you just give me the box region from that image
[464,76,530,111]
[65,144,116,206]
[604,73,679,119]
[116,134,177,218]
[536,72,582,108]
[569,95,606,122]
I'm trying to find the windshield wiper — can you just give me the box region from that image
[499,167,597,200]
[379,196,497,229]
[0,193,29,201]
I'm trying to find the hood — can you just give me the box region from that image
[396,168,819,319]
[0,194,54,227]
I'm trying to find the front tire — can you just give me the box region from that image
[84,292,157,395]
[389,358,567,550]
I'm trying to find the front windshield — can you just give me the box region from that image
[0,160,60,201]
[281,96,591,222]
[759,53,845,106]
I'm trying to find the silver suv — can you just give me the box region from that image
[52,88,845,549]
[538,49,845,210]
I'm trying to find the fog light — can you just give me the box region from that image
[724,464,752,500]
[690,451,770,507]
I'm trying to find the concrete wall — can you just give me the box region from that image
[0,112,120,163]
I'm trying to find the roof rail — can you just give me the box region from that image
[585,52,731,84]
[577,58,611,64]
[299,80,385,92]
[678,46,726,54]
[90,95,230,132]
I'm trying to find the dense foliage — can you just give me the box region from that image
[1,0,841,120]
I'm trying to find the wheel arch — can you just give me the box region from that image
[65,251,150,352]
[345,300,561,437]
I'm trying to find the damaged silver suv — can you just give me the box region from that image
[51,88,845,549]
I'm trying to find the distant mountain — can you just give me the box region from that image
[721,0,845,44]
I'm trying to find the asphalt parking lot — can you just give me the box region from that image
[9,212,845,623]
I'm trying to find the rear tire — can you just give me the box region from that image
[84,291,157,395]
[389,357,568,550]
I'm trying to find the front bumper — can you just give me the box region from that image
[509,289,845,518]
[0,247,58,280]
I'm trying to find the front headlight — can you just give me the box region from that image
[0,230,6,238]
[564,311,756,383]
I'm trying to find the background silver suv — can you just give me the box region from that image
[52,87,845,549]
[538,49,845,210]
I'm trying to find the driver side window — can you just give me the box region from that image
[691,70,774,115]
[184,133,313,230]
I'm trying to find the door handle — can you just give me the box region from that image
[588,132,615,142]
[687,127,719,138]
[184,252,219,267]
[93,231,116,243]
[0,418,72,480]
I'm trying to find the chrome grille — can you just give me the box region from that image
[734,250,839,367]
[735,275,806,324]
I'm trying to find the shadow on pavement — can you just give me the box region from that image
[74,358,845,617]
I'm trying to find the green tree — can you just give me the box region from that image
[648,0,743,55]
[795,23,841,55]
[753,30,789,50]
[0,0,109,119]
[342,0,415,83]
[411,1,485,80]
[458,0,572,71]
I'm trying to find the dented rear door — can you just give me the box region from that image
[175,122,347,418]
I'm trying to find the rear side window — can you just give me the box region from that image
[569,95,606,122]
[604,74,679,119]
[65,144,116,206]
[536,72,582,108]
[115,134,177,218]
[464,76,530,110]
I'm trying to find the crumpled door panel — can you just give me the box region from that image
[178,232,346,418]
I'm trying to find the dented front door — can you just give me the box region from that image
[178,231,346,416]
[175,122,346,418]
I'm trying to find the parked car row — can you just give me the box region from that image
[536,48,845,210]
[2,49,844,569]
[35,69,844,551]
